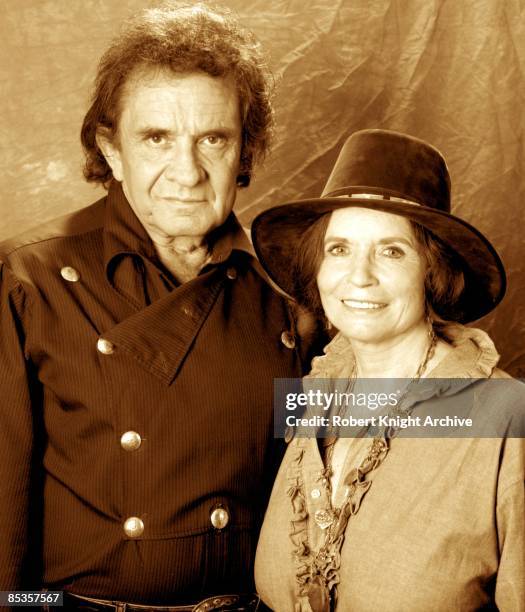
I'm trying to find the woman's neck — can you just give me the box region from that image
[351,323,436,378]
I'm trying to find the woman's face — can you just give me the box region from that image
[316,207,427,347]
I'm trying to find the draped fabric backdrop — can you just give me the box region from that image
[1,0,524,375]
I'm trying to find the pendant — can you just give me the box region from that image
[314,508,335,530]
[306,576,331,612]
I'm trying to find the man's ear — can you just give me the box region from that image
[96,128,123,182]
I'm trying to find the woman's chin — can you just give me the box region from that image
[338,327,389,346]
[337,320,427,349]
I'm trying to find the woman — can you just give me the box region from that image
[251,130,524,611]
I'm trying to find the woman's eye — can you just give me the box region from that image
[326,244,349,256]
[381,246,404,258]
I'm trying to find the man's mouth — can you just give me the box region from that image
[162,198,205,204]
[342,299,387,310]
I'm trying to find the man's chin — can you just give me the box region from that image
[148,217,215,242]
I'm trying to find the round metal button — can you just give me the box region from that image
[280,330,296,349]
[311,488,321,499]
[210,506,229,530]
[226,267,237,280]
[60,266,80,282]
[97,338,114,355]
[120,431,142,451]
[123,516,144,538]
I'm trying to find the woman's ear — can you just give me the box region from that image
[95,128,123,181]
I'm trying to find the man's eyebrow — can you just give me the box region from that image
[132,127,170,140]
[195,126,240,139]
[134,126,239,139]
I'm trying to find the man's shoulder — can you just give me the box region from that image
[0,196,107,264]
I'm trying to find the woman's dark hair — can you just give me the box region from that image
[291,211,466,324]
[410,222,465,323]
[291,214,331,319]
[81,2,274,188]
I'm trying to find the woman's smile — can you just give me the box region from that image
[341,299,387,310]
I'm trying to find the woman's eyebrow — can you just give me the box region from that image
[377,236,415,246]
[324,235,350,243]
[323,235,414,246]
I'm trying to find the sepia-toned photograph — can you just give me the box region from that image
[0,1,523,610]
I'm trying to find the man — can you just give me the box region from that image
[0,3,318,609]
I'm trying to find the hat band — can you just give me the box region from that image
[338,193,422,206]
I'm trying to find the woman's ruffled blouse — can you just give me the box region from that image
[255,325,525,611]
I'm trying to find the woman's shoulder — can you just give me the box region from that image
[470,369,525,437]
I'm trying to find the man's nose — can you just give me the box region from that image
[164,143,203,186]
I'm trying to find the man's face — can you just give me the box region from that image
[100,69,242,244]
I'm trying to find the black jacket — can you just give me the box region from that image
[0,182,314,603]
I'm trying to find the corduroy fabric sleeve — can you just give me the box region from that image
[0,262,41,589]
[495,437,525,610]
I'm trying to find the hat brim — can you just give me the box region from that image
[251,197,506,323]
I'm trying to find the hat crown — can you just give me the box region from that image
[322,129,451,212]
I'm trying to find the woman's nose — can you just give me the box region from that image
[346,252,377,287]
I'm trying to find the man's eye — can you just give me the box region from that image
[148,134,166,145]
[201,134,226,147]
[381,246,404,258]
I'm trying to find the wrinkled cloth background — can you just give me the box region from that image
[1,1,524,375]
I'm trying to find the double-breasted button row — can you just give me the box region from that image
[66,266,143,542]
[122,507,233,537]
[123,508,230,538]
[121,434,143,537]
[61,271,117,357]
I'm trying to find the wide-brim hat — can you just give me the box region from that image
[251,129,506,323]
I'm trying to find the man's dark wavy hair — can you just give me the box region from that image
[80,2,274,188]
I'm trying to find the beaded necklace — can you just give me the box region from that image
[300,331,437,612]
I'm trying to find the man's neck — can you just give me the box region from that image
[152,235,211,283]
